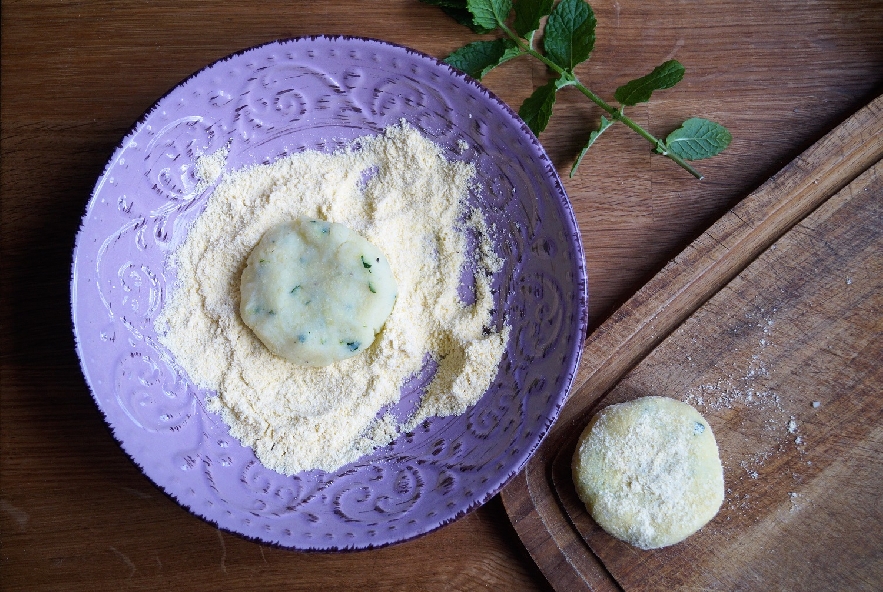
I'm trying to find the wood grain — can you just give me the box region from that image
[562,160,883,591]
[501,97,883,590]
[2,1,883,590]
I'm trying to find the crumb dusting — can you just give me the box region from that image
[679,304,814,511]
[573,397,724,550]
[155,122,509,475]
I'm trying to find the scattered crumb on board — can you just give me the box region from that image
[675,302,817,519]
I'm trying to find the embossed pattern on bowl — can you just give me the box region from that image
[71,36,587,550]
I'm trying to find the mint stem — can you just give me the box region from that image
[571,84,704,179]
[500,23,704,180]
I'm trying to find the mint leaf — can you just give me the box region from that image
[421,0,730,178]
[519,78,561,135]
[418,0,496,33]
[663,118,732,160]
[467,0,513,31]
[570,115,613,177]
[614,60,685,106]
[445,7,497,32]
[543,0,596,72]
[445,39,520,79]
[513,0,554,38]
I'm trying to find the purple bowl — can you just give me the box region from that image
[71,36,587,550]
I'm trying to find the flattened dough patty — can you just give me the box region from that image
[572,396,724,549]
[240,218,397,366]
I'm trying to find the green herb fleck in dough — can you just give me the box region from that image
[368,282,377,294]
[309,220,331,234]
[240,218,398,368]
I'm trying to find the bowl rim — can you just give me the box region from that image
[70,34,589,551]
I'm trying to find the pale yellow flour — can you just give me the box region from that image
[155,122,509,474]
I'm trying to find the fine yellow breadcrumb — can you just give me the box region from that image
[155,122,509,475]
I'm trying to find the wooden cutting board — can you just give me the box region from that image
[501,96,883,591]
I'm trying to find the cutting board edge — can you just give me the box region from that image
[502,94,883,592]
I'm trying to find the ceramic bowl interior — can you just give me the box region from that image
[71,36,587,550]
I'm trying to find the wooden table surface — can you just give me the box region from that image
[2,1,881,590]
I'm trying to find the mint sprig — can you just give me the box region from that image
[519,78,561,133]
[661,118,732,161]
[421,0,497,33]
[445,38,519,79]
[422,0,731,178]
[512,0,552,38]
[543,0,595,72]
[614,60,684,106]
[467,0,513,31]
